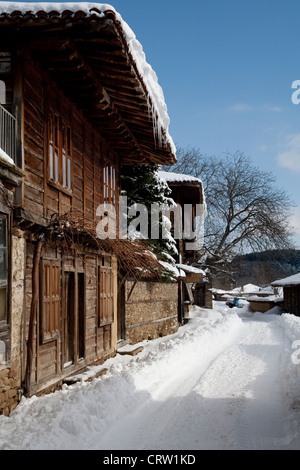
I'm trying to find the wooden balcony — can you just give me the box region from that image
[0,103,16,165]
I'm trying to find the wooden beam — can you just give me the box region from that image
[34,38,149,161]
[23,236,44,397]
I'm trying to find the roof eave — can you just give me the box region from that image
[0,4,176,165]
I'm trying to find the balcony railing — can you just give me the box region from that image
[0,103,16,164]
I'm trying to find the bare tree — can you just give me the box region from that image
[165,149,295,280]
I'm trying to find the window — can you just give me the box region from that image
[0,216,7,324]
[40,260,60,342]
[97,264,114,327]
[0,80,5,104]
[48,111,72,190]
[0,340,5,363]
[103,165,116,206]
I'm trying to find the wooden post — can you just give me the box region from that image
[24,235,44,397]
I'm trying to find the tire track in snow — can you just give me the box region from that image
[94,314,247,449]
[193,315,294,450]
[95,313,297,450]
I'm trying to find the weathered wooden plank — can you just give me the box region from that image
[24,148,43,170]
[24,171,43,190]
[24,182,44,205]
[60,192,72,215]
[46,185,59,214]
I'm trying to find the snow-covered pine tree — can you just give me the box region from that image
[121,164,178,269]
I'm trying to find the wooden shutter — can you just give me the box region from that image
[98,266,114,326]
[40,260,60,342]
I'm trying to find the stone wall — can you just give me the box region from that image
[249,300,276,313]
[0,234,25,415]
[0,368,21,415]
[125,280,178,344]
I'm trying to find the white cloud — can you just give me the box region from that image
[290,207,300,233]
[228,104,282,113]
[263,105,282,112]
[258,145,267,151]
[277,134,300,172]
[229,103,252,112]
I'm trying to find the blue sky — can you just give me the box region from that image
[106,0,300,248]
[12,0,300,248]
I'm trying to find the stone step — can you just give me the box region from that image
[63,366,108,385]
[117,345,144,356]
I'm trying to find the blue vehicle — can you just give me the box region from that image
[226,297,241,308]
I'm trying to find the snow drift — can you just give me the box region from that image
[0,303,300,450]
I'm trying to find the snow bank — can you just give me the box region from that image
[213,299,252,316]
[266,305,284,315]
[277,312,300,444]
[279,313,300,342]
[0,307,243,450]
[1,305,300,450]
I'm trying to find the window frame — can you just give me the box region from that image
[0,80,6,104]
[48,110,73,192]
[103,164,116,207]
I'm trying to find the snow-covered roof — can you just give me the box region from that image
[159,171,203,184]
[239,283,259,293]
[259,286,275,294]
[272,273,300,287]
[211,284,261,296]
[159,170,206,208]
[176,264,206,276]
[247,295,283,302]
[0,2,176,160]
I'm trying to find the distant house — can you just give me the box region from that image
[0,2,176,414]
[272,273,300,316]
[159,171,206,263]
[210,284,282,313]
[246,286,277,298]
[159,171,211,319]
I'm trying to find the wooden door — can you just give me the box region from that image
[63,271,74,366]
[117,279,125,341]
[77,272,85,360]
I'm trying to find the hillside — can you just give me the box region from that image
[230,249,300,287]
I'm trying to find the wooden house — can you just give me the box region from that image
[159,171,205,263]
[0,2,176,414]
[272,273,300,316]
[158,171,211,319]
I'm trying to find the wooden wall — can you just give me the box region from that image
[22,56,119,394]
[284,286,300,317]
[22,56,119,225]
[24,243,116,394]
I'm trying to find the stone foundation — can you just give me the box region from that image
[0,234,25,416]
[0,368,20,416]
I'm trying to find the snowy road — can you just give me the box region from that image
[1,303,300,450]
[98,310,297,450]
